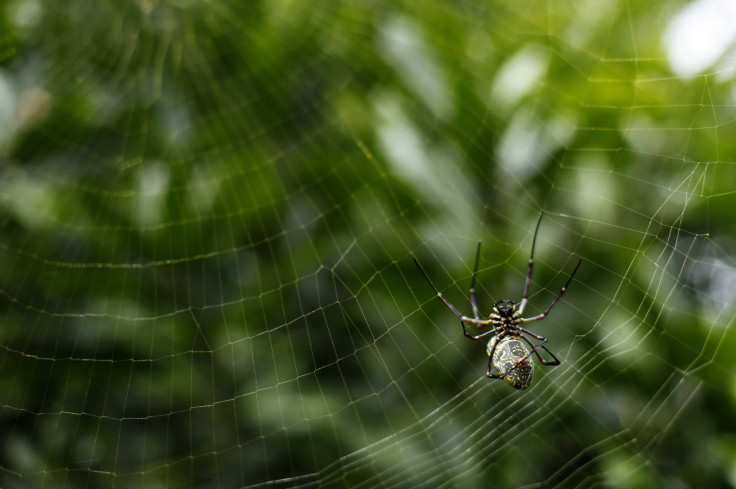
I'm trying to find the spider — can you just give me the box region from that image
[413,213,581,389]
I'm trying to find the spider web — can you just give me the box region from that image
[1,0,736,487]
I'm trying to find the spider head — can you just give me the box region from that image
[493,299,517,318]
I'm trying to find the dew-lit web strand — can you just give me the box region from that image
[305,21,732,489]
[9,2,735,488]
[305,373,577,489]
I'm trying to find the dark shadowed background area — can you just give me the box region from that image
[1,0,736,487]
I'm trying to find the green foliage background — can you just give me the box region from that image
[1,0,735,487]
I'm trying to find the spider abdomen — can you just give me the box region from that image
[487,337,534,390]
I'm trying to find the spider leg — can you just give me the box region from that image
[519,327,546,340]
[519,333,560,366]
[463,325,497,341]
[518,213,544,315]
[413,257,494,341]
[469,241,482,320]
[486,358,505,379]
[485,335,505,379]
[521,258,581,322]
[536,344,561,366]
